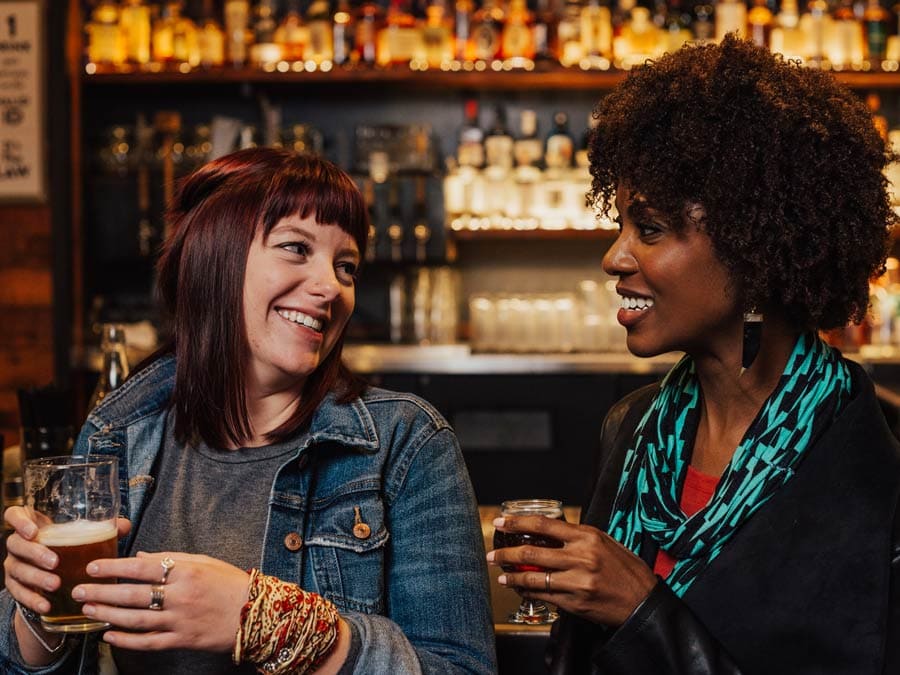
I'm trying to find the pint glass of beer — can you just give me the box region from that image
[23,455,119,633]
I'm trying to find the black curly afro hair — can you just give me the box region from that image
[589,35,896,331]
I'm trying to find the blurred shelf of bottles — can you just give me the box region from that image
[82,0,900,80]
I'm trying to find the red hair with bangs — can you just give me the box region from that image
[154,147,369,449]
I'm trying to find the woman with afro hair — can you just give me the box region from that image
[489,36,900,674]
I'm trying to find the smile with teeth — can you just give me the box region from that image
[277,309,324,332]
[620,295,654,311]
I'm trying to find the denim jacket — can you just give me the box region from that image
[0,354,497,674]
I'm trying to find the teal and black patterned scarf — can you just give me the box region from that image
[607,332,852,596]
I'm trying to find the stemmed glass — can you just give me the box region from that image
[493,498,565,625]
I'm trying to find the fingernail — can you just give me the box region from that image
[72,587,85,600]
[82,604,95,617]
[492,517,505,528]
[497,575,508,585]
[24,524,37,539]
[42,553,58,568]
[486,551,495,562]
[87,563,99,575]
[39,601,51,614]
[44,578,56,592]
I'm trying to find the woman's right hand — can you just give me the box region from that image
[3,506,59,618]
[3,507,132,665]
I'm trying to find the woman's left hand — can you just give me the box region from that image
[488,515,658,627]
[72,551,250,652]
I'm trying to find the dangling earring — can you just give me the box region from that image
[741,309,764,371]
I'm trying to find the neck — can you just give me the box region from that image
[239,374,305,448]
[690,318,801,475]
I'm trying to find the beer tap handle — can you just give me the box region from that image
[413,175,430,263]
[388,224,403,263]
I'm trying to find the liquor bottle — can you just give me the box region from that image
[120,0,152,67]
[172,2,200,67]
[747,0,774,48]
[377,0,421,66]
[545,111,574,170]
[663,0,693,53]
[513,109,543,168]
[333,0,356,65]
[484,105,514,169]
[532,0,560,63]
[224,0,251,67]
[864,0,890,62]
[715,0,748,41]
[276,0,307,62]
[305,0,336,65]
[251,0,281,66]
[457,99,485,168]
[617,6,659,64]
[581,0,612,59]
[770,0,804,59]
[692,2,715,44]
[470,0,505,61]
[454,0,474,60]
[356,0,385,65]
[86,0,123,67]
[831,0,865,66]
[421,0,454,66]
[502,0,536,61]
[803,0,829,63]
[87,325,130,414]
[557,0,584,66]
[151,2,177,64]
[197,0,226,67]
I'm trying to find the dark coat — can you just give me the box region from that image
[548,360,900,674]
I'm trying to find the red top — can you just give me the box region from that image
[653,465,720,579]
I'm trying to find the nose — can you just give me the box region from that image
[602,230,637,277]
[308,262,341,303]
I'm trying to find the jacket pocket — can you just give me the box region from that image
[304,482,389,614]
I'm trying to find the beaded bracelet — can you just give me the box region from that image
[233,569,341,675]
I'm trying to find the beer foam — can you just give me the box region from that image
[36,520,117,547]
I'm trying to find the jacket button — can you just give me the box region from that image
[283,532,303,551]
[353,523,371,539]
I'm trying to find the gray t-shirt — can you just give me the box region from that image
[113,413,303,675]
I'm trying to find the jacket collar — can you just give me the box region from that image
[90,353,380,453]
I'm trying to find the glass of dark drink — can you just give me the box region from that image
[24,455,119,633]
[493,498,564,625]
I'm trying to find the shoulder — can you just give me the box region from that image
[602,383,659,446]
[86,354,175,429]
[358,386,452,436]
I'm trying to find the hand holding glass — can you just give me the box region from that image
[24,455,119,633]
[492,498,565,625]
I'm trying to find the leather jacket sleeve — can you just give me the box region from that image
[548,384,900,675]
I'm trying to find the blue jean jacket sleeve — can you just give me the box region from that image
[0,591,85,674]
[344,427,496,674]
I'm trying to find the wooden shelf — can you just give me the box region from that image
[450,228,617,241]
[81,64,900,90]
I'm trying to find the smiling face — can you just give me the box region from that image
[243,214,360,393]
[602,186,742,359]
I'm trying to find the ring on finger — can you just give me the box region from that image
[545,570,552,593]
[149,584,165,611]
[159,557,175,584]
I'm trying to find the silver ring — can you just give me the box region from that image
[545,570,552,593]
[159,557,175,585]
[149,584,165,611]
